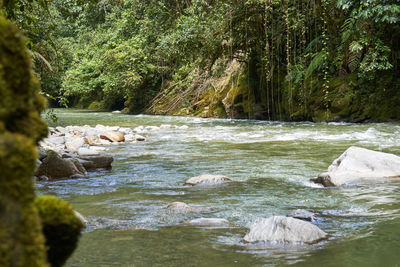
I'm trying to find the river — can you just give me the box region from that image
[38,109,400,266]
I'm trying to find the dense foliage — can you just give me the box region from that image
[3,0,400,121]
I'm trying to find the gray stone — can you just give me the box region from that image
[184,174,231,186]
[243,216,328,244]
[66,158,87,175]
[78,156,113,171]
[288,209,316,222]
[312,146,400,186]
[36,150,85,180]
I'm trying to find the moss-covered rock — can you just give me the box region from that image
[35,196,84,267]
[0,13,49,267]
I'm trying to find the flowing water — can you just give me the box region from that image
[39,109,400,266]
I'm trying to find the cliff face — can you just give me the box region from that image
[147,59,400,123]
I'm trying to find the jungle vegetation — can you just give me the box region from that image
[2,0,400,121]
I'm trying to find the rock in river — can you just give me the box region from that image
[167,202,196,213]
[287,209,316,222]
[312,146,400,186]
[184,174,231,186]
[100,130,125,142]
[78,156,113,171]
[188,218,231,227]
[243,216,328,244]
[36,150,85,180]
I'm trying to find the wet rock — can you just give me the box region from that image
[188,218,231,227]
[77,147,100,156]
[167,202,196,213]
[36,150,85,180]
[100,130,125,142]
[112,110,122,114]
[287,209,316,222]
[243,216,328,244]
[312,146,400,186]
[66,158,87,175]
[184,174,231,186]
[78,156,113,171]
[65,137,85,153]
[135,134,146,141]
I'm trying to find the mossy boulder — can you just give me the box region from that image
[0,13,49,267]
[35,196,84,267]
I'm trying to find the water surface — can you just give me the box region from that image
[39,109,400,266]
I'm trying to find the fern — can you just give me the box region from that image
[341,18,354,43]
[305,51,325,79]
[347,51,361,73]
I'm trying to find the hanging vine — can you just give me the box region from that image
[321,0,330,118]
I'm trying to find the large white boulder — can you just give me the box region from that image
[313,146,400,186]
[184,174,231,186]
[243,216,328,244]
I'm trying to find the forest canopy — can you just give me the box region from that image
[3,0,400,122]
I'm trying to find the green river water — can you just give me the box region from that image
[39,109,400,267]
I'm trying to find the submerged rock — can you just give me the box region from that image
[243,216,327,244]
[167,202,196,213]
[184,174,231,186]
[188,218,231,227]
[312,146,400,186]
[287,209,316,222]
